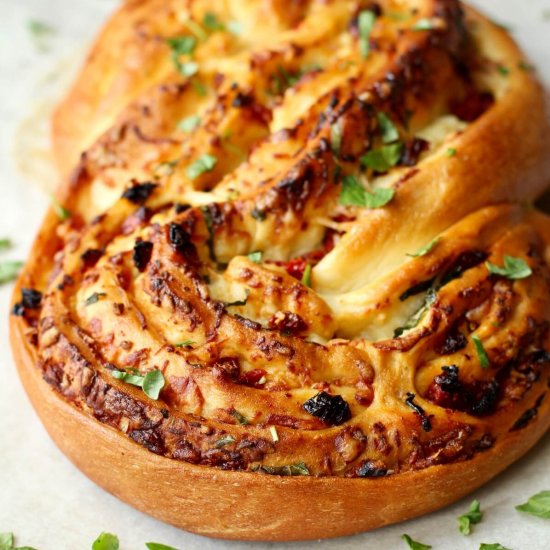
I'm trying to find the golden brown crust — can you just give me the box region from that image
[12,0,550,540]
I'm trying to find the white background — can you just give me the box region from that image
[1,1,549,548]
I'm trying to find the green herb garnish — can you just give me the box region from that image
[340,175,395,208]
[0,532,37,550]
[187,154,217,179]
[479,545,511,550]
[111,369,166,400]
[166,36,198,75]
[0,261,23,285]
[446,147,457,157]
[84,292,107,307]
[497,65,510,76]
[92,533,119,550]
[191,79,208,96]
[146,544,179,550]
[178,114,201,132]
[394,289,437,337]
[358,10,376,58]
[51,196,71,221]
[518,60,535,72]
[248,251,263,263]
[377,112,399,144]
[256,462,310,476]
[407,238,440,258]
[330,120,343,157]
[183,19,207,41]
[301,264,312,287]
[401,534,432,549]
[361,143,403,172]
[0,239,11,251]
[27,19,55,51]
[231,409,249,425]
[175,340,195,348]
[472,335,490,369]
[224,290,250,307]
[516,490,550,519]
[486,255,532,280]
[458,499,483,535]
[203,12,225,31]
[215,434,236,448]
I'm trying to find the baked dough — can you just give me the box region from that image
[11,0,550,540]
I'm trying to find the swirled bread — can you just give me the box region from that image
[11,0,550,540]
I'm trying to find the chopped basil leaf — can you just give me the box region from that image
[191,79,208,96]
[51,196,71,221]
[0,533,14,549]
[92,533,119,550]
[178,115,201,132]
[203,12,225,31]
[458,499,483,535]
[446,147,457,157]
[227,21,244,36]
[394,288,437,337]
[224,289,250,307]
[377,112,399,144]
[231,409,249,425]
[0,531,38,550]
[386,12,411,21]
[358,10,376,58]
[412,18,437,31]
[175,340,195,348]
[187,154,217,179]
[401,534,432,550]
[340,175,395,208]
[479,545,511,550]
[472,335,490,369]
[0,261,23,285]
[142,370,166,400]
[515,490,550,519]
[486,255,532,280]
[215,434,236,448]
[111,369,165,400]
[270,425,279,442]
[146,544,179,550]
[361,143,403,172]
[0,239,11,251]
[248,251,263,263]
[330,120,343,157]
[183,19,207,41]
[407,238,440,258]
[28,19,55,37]
[301,264,312,287]
[256,462,310,476]
[84,292,107,307]
[497,65,510,76]
[166,36,197,56]
[111,370,145,387]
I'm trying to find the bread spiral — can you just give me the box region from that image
[11,0,550,540]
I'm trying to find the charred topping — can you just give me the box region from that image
[434,365,461,394]
[436,328,467,355]
[12,288,43,316]
[399,137,430,166]
[268,311,308,336]
[169,222,195,258]
[81,248,103,268]
[121,182,158,204]
[133,240,154,272]
[441,250,488,285]
[174,202,191,214]
[405,392,432,432]
[356,459,388,478]
[303,391,351,426]
[511,394,546,431]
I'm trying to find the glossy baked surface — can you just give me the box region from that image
[10,0,550,540]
